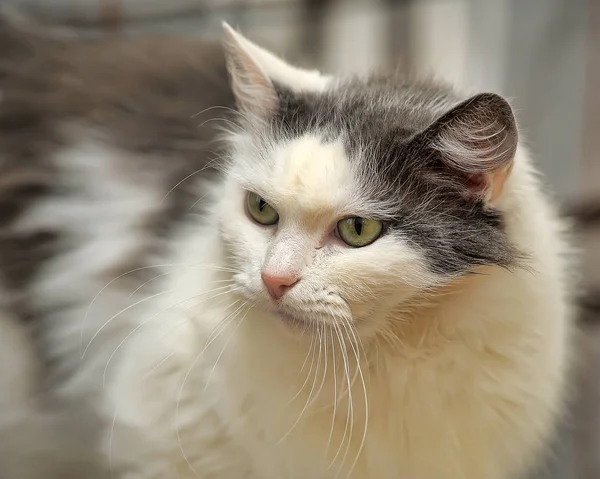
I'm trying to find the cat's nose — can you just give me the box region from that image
[261,271,299,300]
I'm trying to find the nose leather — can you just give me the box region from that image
[261,271,299,300]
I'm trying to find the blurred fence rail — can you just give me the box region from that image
[8,0,302,23]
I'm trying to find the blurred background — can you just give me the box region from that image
[4,0,599,478]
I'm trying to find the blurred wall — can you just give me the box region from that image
[408,0,587,205]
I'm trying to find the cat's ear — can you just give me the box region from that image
[221,23,331,119]
[422,93,518,202]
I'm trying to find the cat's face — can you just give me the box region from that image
[217,25,519,339]
[218,134,438,338]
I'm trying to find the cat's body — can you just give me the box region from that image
[0,16,573,479]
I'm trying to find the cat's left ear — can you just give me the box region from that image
[222,23,332,119]
[422,93,518,202]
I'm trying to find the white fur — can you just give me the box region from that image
[9,41,572,479]
[223,22,332,96]
[100,134,571,479]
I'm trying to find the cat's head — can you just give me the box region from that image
[216,24,519,340]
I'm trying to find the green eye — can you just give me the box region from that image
[247,192,279,225]
[337,217,383,247]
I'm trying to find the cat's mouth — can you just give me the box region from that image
[270,300,353,331]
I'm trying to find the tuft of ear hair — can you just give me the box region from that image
[221,22,331,120]
[423,93,518,202]
[221,23,279,119]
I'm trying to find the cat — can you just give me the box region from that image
[0,13,574,479]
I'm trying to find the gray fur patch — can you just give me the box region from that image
[267,78,520,275]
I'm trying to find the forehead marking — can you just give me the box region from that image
[274,135,350,212]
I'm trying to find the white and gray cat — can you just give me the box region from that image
[0,14,574,479]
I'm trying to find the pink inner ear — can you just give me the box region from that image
[460,167,512,202]
[427,94,518,202]
[222,25,280,118]
[465,174,488,195]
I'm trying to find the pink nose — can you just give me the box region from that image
[261,271,299,300]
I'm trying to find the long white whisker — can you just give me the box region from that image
[80,263,186,356]
[308,322,329,408]
[326,326,339,459]
[82,289,174,360]
[299,331,317,374]
[127,272,171,299]
[101,285,240,387]
[129,274,233,300]
[108,404,118,477]
[278,322,322,444]
[197,298,243,350]
[336,319,361,477]
[161,165,213,203]
[203,302,251,391]
[175,299,246,476]
[189,193,209,210]
[340,318,369,479]
[80,262,239,357]
[330,323,353,473]
[144,351,175,378]
[288,328,317,405]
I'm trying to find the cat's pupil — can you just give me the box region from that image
[258,198,266,211]
[355,217,363,236]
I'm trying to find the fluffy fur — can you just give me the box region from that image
[0,16,573,479]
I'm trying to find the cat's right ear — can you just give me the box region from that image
[221,23,331,119]
[222,23,279,119]
[418,93,518,203]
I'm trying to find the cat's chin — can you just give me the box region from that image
[276,312,315,330]
[268,310,333,338]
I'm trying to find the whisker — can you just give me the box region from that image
[288,329,318,406]
[81,289,174,360]
[144,351,175,378]
[340,318,369,479]
[101,285,240,387]
[288,333,318,406]
[175,354,204,476]
[175,299,249,475]
[161,164,215,203]
[197,116,241,132]
[196,298,243,350]
[299,332,317,375]
[80,263,187,357]
[189,193,209,210]
[325,326,339,459]
[278,321,322,444]
[336,319,360,478]
[192,104,254,127]
[203,301,251,391]
[308,322,329,409]
[330,323,353,473]
[80,262,240,358]
[108,403,119,477]
[127,272,172,299]
[191,104,236,119]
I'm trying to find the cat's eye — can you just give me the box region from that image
[247,192,279,225]
[337,217,383,247]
